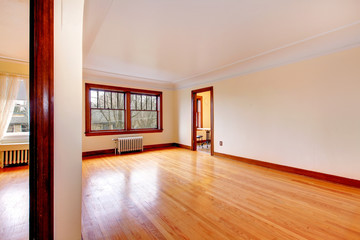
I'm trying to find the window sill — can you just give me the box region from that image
[85,129,163,136]
[1,132,29,144]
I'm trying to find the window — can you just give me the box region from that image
[89,90,125,131]
[196,96,203,128]
[85,83,163,136]
[6,81,29,134]
[130,93,159,129]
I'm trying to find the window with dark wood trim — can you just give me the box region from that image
[196,96,203,128]
[85,83,163,136]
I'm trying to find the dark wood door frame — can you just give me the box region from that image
[191,87,214,155]
[30,0,54,239]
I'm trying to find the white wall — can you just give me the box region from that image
[0,60,28,75]
[54,0,84,239]
[176,46,360,180]
[174,89,191,146]
[82,80,176,152]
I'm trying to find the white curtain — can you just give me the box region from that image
[0,74,21,140]
[23,76,29,100]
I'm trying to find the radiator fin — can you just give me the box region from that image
[116,136,143,154]
[2,149,29,167]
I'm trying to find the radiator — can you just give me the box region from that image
[114,135,143,154]
[0,143,29,168]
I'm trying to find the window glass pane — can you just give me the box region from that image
[91,109,124,130]
[146,96,152,110]
[90,90,97,108]
[105,91,111,109]
[7,100,29,133]
[130,94,136,110]
[111,92,117,109]
[21,124,29,132]
[152,96,157,110]
[118,93,124,109]
[141,95,146,110]
[131,111,157,129]
[98,91,104,108]
[136,95,142,110]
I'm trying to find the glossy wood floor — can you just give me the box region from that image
[82,148,360,240]
[0,166,29,240]
[1,148,359,240]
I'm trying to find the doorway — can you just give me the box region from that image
[191,87,214,155]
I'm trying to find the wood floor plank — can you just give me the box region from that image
[1,148,359,240]
[81,148,360,239]
[0,166,29,240]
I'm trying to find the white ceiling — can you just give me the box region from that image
[1,1,360,89]
[0,0,29,61]
[83,0,360,89]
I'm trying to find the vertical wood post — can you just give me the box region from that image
[30,0,54,239]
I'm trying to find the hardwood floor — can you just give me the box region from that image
[0,166,29,240]
[82,148,360,240]
[1,148,359,239]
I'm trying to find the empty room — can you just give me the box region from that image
[0,0,360,239]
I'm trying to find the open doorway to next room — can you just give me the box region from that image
[191,87,214,155]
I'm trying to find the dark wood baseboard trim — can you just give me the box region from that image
[144,143,175,150]
[82,149,114,157]
[82,143,185,157]
[172,143,191,150]
[214,152,360,188]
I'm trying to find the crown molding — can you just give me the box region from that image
[0,56,29,64]
[83,20,360,91]
[4,20,359,91]
[174,21,360,89]
[83,67,175,90]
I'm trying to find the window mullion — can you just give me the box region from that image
[126,92,131,130]
[96,90,99,109]
[110,91,112,109]
[157,96,159,129]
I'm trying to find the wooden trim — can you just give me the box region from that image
[191,86,213,94]
[85,83,162,95]
[82,143,190,157]
[210,88,214,155]
[85,129,163,136]
[196,96,203,128]
[144,143,174,150]
[191,87,214,155]
[159,92,163,131]
[85,83,91,135]
[214,152,360,188]
[85,83,163,136]
[82,149,114,157]
[173,143,192,150]
[30,0,54,239]
[191,92,197,151]
[125,91,131,131]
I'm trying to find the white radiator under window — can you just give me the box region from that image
[0,143,29,168]
[114,135,143,154]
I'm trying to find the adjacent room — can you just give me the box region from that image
[1,0,360,239]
